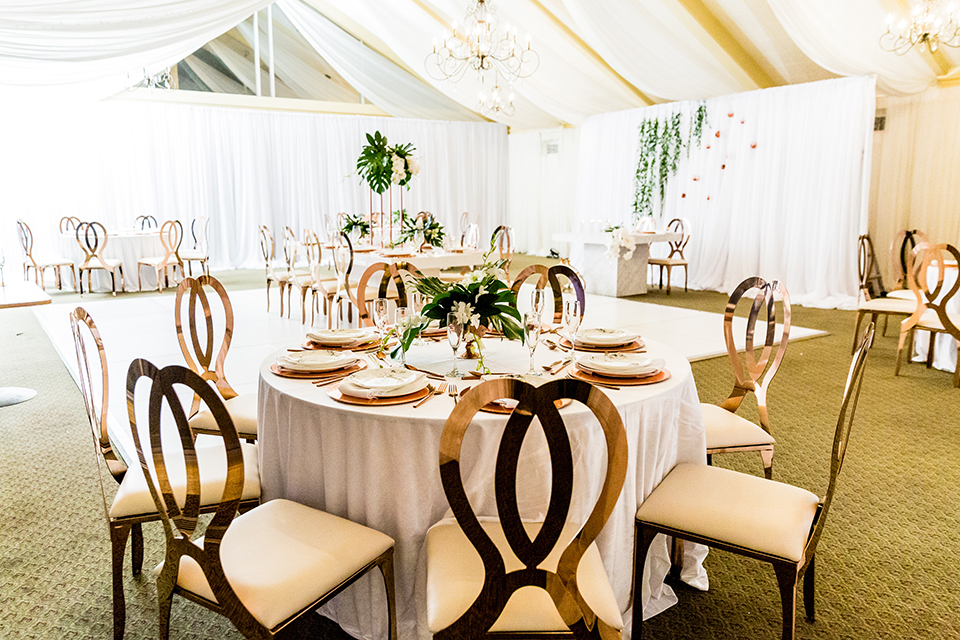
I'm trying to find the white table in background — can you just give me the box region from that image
[258,338,706,640]
[352,248,485,278]
[59,229,165,292]
[1,282,51,406]
[912,262,959,373]
[553,232,681,297]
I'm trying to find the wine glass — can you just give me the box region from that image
[531,288,546,321]
[373,298,389,338]
[394,306,410,365]
[446,312,464,378]
[523,312,542,376]
[562,298,581,359]
[410,291,425,346]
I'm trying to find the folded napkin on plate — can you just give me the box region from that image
[580,355,664,377]
[277,351,356,372]
[306,328,376,346]
[338,371,427,399]
[576,328,639,346]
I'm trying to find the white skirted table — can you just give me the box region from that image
[258,338,706,640]
[912,262,959,373]
[59,229,165,292]
[553,232,681,297]
[351,248,485,277]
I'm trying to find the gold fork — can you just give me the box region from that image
[447,383,458,404]
[414,382,447,408]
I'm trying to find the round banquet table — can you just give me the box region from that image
[59,229,165,292]
[911,262,959,373]
[258,337,707,640]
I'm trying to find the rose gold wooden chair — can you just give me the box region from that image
[76,221,125,295]
[301,229,339,326]
[462,223,480,249]
[353,261,418,327]
[175,275,258,440]
[647,218,690,294]
[258,225,290,314]
[703,277,791,480]
[634,324,874,640]
[890,229,931,296]
[280,226,315,324]
[852,234,916,351]
[59,216,81,233]
[427,378,627,640]
[16,218,77,291]
[71,308,259,640]
[180,216,210,277]
[135,214,159,230]
[126,359,396,640]
[894,242,960,387]
[491,225,515,280]
[137,220,184,292]
[459,212,470,239]
[315,232,359,329]
[511,265,586,323]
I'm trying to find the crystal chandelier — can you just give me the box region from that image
[425,0,539,116]
[126,67,174,91]
[881,0,960,54]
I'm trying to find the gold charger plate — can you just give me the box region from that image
[570,367,671,386]
[559,337,645,352]
[302,339,382,353]
[270,360,367,380]
[327,383,431,406]
[480,398,572,414]
[353,247,376,253]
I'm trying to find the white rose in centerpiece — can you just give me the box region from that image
[407,157,420,175]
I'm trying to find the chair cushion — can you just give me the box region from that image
[647,258,687,266]
[34,256,74,267]
[169,499,394,630]
[188,393,258,438]
[426,519,623,634]
[179,249,207,260]
[637,463,820,562]
[109,441,260,519]
[917,310,960,332]
[83,257,122,269]
[858,297,916,313]
[886,289,914,301]
[138,256,174,267]
[701,403,775,450]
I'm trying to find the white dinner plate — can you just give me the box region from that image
[578,354,664,378]
[306,328,376,346]
[576,328,640,347]
[339,368,428,398]
[276,350,357,372]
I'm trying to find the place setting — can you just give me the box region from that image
[302,327,382,352]
[270,349,368,381]
[326,366,432,406]
[557,327,645,353]
[568,352,670,386]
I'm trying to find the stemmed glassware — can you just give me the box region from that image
[446,312,464,378]
[373,298,389,339]
[410,291,426,346]
[523,312,541,376]
[394,306,410,365]
[531,288,546,320]
[562,298,581,360]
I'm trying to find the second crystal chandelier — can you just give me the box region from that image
[425,0,539,117]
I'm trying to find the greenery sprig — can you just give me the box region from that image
[340,213,371,239]
[356,131,420,194]
[393,210,446,247]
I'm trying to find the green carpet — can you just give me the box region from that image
[2,261,959,639]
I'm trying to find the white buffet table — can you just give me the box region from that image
[553,232,680,297]
[258,337,706,640]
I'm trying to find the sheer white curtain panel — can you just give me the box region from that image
[278,0,480,121]
[0,0,273,100]
[0,100,507,273]
[574,76,875,309]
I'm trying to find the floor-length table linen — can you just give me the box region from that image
[912,262,959,373]
[59,229,164,292]
[351,248,485,277]
[258,338,706,640]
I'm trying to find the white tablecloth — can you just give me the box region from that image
[59,230,164,292]
[258,338,706,640]
[352,248,485,277]
[912,264,959,373]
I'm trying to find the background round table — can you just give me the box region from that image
[258,337,706,640]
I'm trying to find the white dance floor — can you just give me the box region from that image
[33,287,825,461]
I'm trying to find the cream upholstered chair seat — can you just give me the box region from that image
[33,254,75,267]
[916,309,960,331]
[702,403,776,450]
[137,255,170,267]
[426,519,623,634]
[178,248,205,260]
[859,296,916,314]
[164,498,395,630]
[110,441,260,519]
[886,289,914,301]
[638,463,819,562]
[189,392,259,439]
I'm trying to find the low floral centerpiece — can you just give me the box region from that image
[387,242,522,372]
[604,224,636,261]
[393,210,445,248]
[341,213,372,241]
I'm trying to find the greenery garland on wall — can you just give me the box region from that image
[632,102,708,219]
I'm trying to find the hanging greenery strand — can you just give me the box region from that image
[632,102,708,220]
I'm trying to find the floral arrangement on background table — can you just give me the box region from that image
[389,243,522,372]
[393,210,445,248]
[356,131,420,194]
[340,213,372,240]
[604,224,637,261]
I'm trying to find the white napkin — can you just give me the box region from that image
[579,355,664,377]
[576,328,639,346]
[277,350,356,372]
[306,328,376,346]
[338,371,428,399]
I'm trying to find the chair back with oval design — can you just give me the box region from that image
[159,220,184,266]
[190,217,209,252]
[16,219,35,263]
[59,216,81,234]
[459,212,470,238]
[491,225,515,278]
[662,218,690,260]
[891,229,930,291]
[903,242,960,339]
[174,275,238,419]
[75,221,110,266]
[462,223,480,249]
[857,234,887,300]
[436,378,627,640]
[719,277,791,433]
[136,215,158,230]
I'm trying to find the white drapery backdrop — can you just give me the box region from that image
[873,86,960,285]
[0,100,506,273]
[569,76,875,308]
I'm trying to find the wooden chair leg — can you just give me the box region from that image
[110,271,117,296]
[894,325,908,376]
[684,265,688,292]
[852,311,865,354]
[377,549,399,640]
[772,561,799,640]
[954,342,960,388]
[130,522,144,574]
[668,536,683,581]
[631,522,659,640]
[266,279,272,312]
[926,331,936,368]
[666,266,672,295]
[761,447,774,480]
[802,556,815,622]
[301,288,309,325]
[70,266,78,292]
[157,267,163,294]
[109,522,132,640]
[882,313,889,336]
[157,565,175,640]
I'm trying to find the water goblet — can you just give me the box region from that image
[395,306,410,365]
[411,292,426,346]
[562,298,581,359]
[446,312,464,378]
[373,298,389,339]
[531,288,546,321]
[523,312,542,376]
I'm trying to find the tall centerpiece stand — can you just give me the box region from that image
[356,131,420,248]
